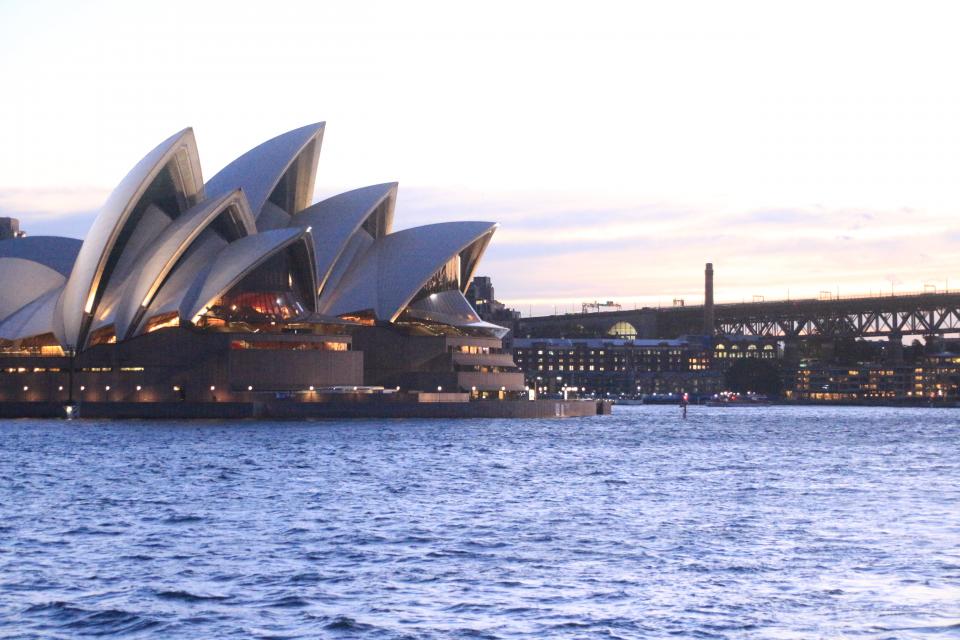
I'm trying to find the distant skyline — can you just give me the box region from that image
[3,1,960,315]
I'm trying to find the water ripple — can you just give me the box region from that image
[1,406,959,638]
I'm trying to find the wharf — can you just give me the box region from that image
[0,399,611,420]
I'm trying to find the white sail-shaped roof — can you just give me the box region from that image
[0,236,82,277]
[324,221,497,322]
[133,231,229,333]
[107,203,175,286]
[87,204,178,335]
[0,258,65,323]
[108,190,256,340]
[405,289,509,338]
[289,182,397,294]
[0,286,64,342]
[180,227,316,323]
[57,128,204,348]
[204,123,324,226]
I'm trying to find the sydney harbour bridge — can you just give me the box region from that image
[514,290,960,341]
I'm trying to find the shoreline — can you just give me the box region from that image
[0,399,612,420]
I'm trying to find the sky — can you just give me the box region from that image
[2,0,960,315]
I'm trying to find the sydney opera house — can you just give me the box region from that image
[0,123,544,414]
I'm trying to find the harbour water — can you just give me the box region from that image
[2,406,959,638]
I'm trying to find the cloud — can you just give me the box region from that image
[0,187,106,238]
[6,181,960,316]
[735,208,822,225]
[382,186,960,314]
[0,187,106,218]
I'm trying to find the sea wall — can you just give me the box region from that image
[0,399,611,420]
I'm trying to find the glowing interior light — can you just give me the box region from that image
[22,386,28,391]
[80,385,86,391]
[247,385,253,391]
[210,385,216,391]
[105,385,110,391]
[136,385,142,391]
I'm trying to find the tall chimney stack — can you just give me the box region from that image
[704,262,715,336]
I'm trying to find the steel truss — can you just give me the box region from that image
[713,293,960,339]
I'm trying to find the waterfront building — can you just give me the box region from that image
[787,352,960,403]
[509,335,783,398]
[0,123,524,403]
[711,337,780,370]
[465,276,520,325]
[512,334,781,399]
[917,352,960,400]
[0,217,24,240]
[789,362,917,402]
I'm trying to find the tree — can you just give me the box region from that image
[832,337,881,364]
[724,359,783,396]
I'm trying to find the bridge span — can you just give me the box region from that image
[514,291,960,341]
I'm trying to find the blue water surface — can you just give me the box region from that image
[1,406,959,638]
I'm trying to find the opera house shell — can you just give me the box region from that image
[0,123,524,405]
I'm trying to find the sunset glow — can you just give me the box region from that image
[3,1,959,314]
